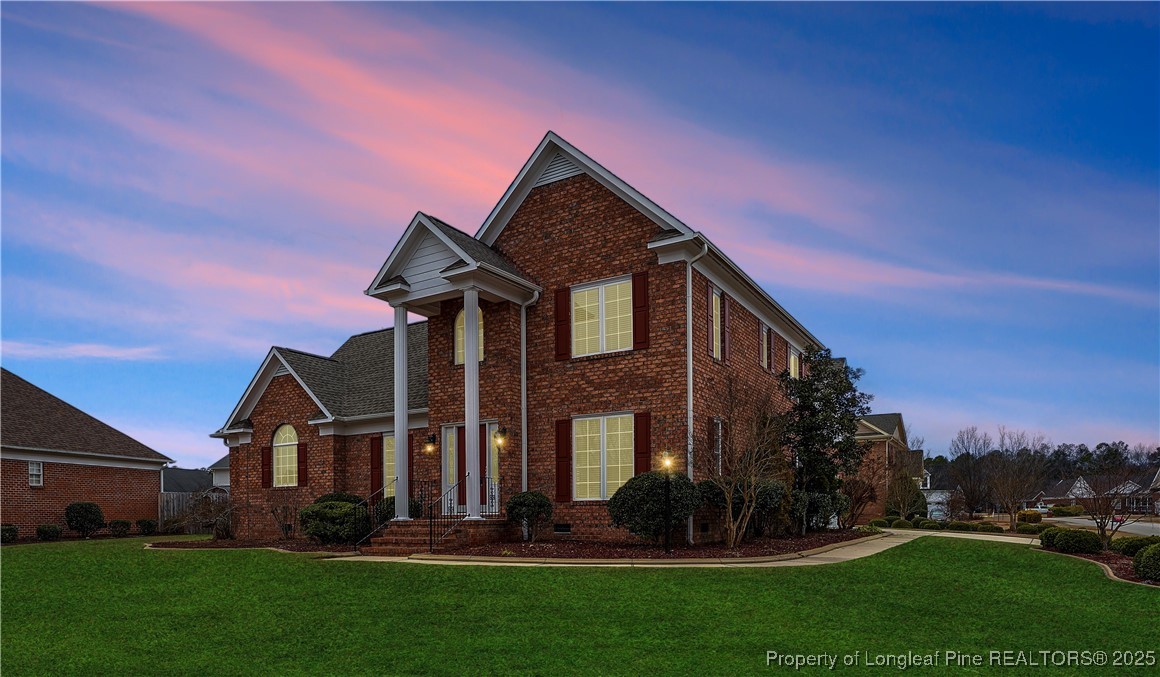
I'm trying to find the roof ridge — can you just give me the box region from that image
[273,346,339,362]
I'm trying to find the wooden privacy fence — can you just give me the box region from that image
[159,490,229,533]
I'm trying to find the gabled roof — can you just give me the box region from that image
[208,454,230,470]
[860,413,903,438]
[424,214,524,279]
[214,323,429,435]
[162,467,213,493]
[0,368,171,463]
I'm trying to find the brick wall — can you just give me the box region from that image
[0,456,160,535]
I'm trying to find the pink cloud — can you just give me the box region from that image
[2,341,162,360]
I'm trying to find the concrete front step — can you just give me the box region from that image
[359,518,513,556]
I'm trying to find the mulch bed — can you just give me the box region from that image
[441,529,867,559]
[149,539,355,553]
[1053,549,1153,585]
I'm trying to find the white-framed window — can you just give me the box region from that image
[572,277,632,357]
[711,288,722,360]
[454,309,484,365]
[789,350,801,379]
[760,325,769,370]
[28,461,43,487]
[573,414,634,500]
[272,424,299,487]
[382,434,396,498]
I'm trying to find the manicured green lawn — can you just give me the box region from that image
[2,536,1155,675]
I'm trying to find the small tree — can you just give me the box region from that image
[1077,462,1149,548]
[947,427,993,518]
[840,452,887,528]
[989,427,1049,530]
[270,497,302,539]
[778,346,873,535]
[885,465,925,520]
[65,502,105,538]
[506,491,553,543]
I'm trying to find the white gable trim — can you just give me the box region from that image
[366,213,472,296]
[533,152,584,187]
[475,131,694,246]
[211,349,334,438]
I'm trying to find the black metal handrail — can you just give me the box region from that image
[420,478,467,552]
[481,475,501,517]
[354,478,397,546]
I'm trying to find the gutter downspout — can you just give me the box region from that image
[520,290,541,492]
[686,240,709,543]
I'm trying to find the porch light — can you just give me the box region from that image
[494,426,509,448]
[424,434,437,454]
[662,454,674,471]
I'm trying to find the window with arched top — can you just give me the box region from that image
[272,424,299,487]
[454,309,484,365]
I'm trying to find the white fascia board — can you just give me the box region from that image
[442,265,540,305]
[475,131,694,246]
[215,348,278,435]
[315,411,430,437]
[1,446,169,470]
[365,213,474,296]
[214,349,334,438]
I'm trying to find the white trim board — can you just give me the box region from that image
[1,447,168,471]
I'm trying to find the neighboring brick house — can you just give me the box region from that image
[852,413,922,522]
[213,132,827,547]
[1,368,171,536]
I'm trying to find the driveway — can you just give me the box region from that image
[1046,516,1160,536]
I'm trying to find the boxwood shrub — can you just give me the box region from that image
[1053,529,1102,554]
[976,523,1004,533]
[65,502,105,537]
[505,491,553,543]
[919,520,942,530]
[108,520,131,537]
[947,521,976,531]
[299,501,360,544]
[868,519,889,528]
[1016,523,1040,534]
[1110,536,1160,557]
[608,472,699,540]
[136,519,158,536]
[1,524,18,544]
[889,518,913,529]
[36,524,62,541]
[1039,526,1064,548]
[1133,543,1160,581]
[313,492,363,505]
[1051,504,1084,517]
[1016,510,1042,524]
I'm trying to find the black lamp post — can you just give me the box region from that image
[662,454,674,553]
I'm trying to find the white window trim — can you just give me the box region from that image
[711,287,722,361]
[28,461,43,487]
[381,434,397,498]
[453,309,484,365]
[272,424,299,488]
[571,275,633,358]
[441,421,501,498]
[572,412,634,501]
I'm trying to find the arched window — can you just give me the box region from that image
[454,309,484,365]
[272,424,299,487]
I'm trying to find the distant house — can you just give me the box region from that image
[1025,468,1159,515]
[0,368,172,535]
[1025,477,1091,509]
[852,413,922,522]
[161,467,214,494]
[209,455,230,489]
[920,464,952,520]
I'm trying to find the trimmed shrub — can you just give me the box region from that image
[136,519,158,536]
[1109,536,1160,557]
[868,519,890,528]
[608,472,700,540]
[374,496,424,522]
[1,524,17,544]
[1133,543,1160,581]
[947,521,976,532]
[890,518,913,529]
[855,525,883,534]
[506,491,553,543]
[1051,504,1084,517]
[698,479,787,537]
[1039,526,1064,548]
[1016,523,1041,534]
[976,523,1004,533]
[919,520,942,530]
[108,520,131,537]
[789,491,843,532]
[313,492,363,505]
[1017,510,1042,524]
[36,524,62,541]
[65,502,105,537]
[299,501,360,544]
[1054,529,1102,554]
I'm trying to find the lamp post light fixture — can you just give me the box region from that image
[662,453,674,553]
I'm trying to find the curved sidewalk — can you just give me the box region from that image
[333,529,1038,568]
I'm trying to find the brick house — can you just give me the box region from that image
[852,413,922,522]
[213,132,827,547]
[1,368,171,536]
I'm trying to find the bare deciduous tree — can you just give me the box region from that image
[947,427,994,518]
[1078,463,1149,547]
[885,464,925,520]
[839,452,886,528]
[990,427,1050,529]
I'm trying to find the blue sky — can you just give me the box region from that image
[2,2,1157,467]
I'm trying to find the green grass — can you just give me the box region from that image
[2,536,1156,675]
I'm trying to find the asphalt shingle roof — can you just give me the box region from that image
[1,368,171,462]
[208,454,230,470]
[423,214,526,280]
[162,467,213,493]
[860,413,903,438]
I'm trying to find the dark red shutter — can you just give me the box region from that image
[632,271,649,350]
[723,295,732,364]
[297,443,308,486]
[706,284,714,356]
[261,446,272,488]
[370,435,383,496]
[554,287,571,361]
[634,412,651,475]
[555,419,571,502]
[767,330,775,373]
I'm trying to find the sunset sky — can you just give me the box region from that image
[3,3,1157,467]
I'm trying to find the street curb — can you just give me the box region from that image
[1033,548,1158,588]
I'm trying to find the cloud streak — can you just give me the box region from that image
[2,341,162,360]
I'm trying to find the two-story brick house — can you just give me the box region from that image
[213,132,828,547]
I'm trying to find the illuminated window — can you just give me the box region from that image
[382,435,396,498]
[573,414,635,500]
[789,350,800,379]
[454,309,484,365]
[711,289,722,360]
[572,278,632,357]
[272,424,298,487]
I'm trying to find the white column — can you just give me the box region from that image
[463,287,482,519]
[392,303,410,519]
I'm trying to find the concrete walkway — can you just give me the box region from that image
[331,529,1038,568]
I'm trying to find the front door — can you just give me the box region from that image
[444,423,500,513]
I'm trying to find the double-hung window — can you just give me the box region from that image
[710,288,722,360]
[382,435,396,498]
[272,424,299,487]
[572,277,632,357]
[28,461,43,487]
[573,414,635,500]
[789,350,801,379]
